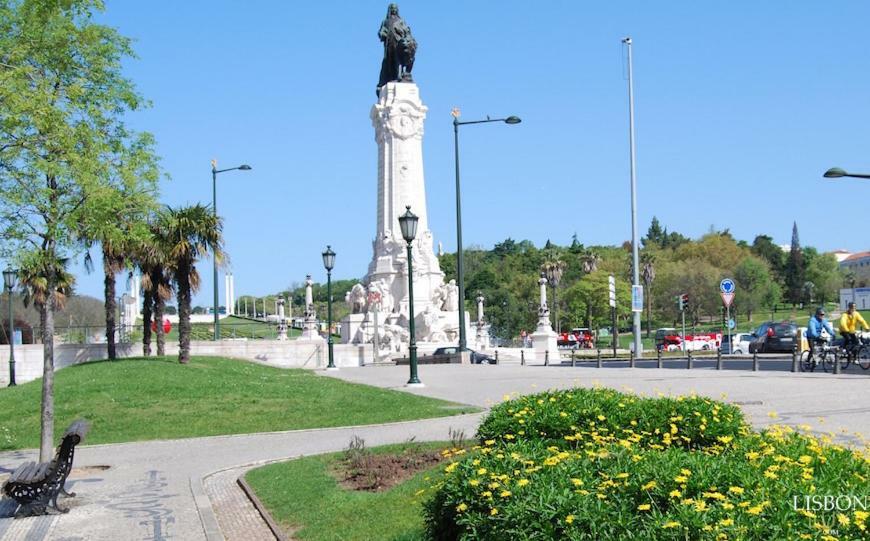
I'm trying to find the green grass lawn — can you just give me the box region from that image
[128,315,300,342]
[245,442,446,541]
[0,357,478,451]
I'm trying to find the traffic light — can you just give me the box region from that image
[678,293,689,312]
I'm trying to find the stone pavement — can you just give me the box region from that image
[1,362,867,541]
[0,414,482,541]
[323,363,870,446]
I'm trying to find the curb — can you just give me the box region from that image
[237,475,288,541]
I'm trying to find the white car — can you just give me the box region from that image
[722,332,752,354]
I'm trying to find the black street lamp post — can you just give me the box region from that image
[451,109,521,351]
[322,245,337,370]
[824,167,870,180]
[398,206,423,386]
[3,267,17,386]
[211,161,252,340]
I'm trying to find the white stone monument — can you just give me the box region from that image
[532,273,559,361]
[277,296,288,341]
[340,81,474,347]
[300,275,323,341]
[475,292,490,349]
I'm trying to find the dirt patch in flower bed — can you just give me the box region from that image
[333,436,448,492]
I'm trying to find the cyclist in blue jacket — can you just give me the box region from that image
[806,307,835,354]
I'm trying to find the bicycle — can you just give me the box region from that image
[800,338,843,373]
[856,331,870,370]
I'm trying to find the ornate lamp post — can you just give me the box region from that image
[211,161,252,340]
[398,206,423,387]
[452,108,521,350]
[322,246,337,370]
[3,267,17,386]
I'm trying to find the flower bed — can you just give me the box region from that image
[425,388,870,540]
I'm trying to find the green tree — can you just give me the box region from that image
[784,222,805,305]
[750,235,785,282]
[734,256,780,321]
[0,0,154,460]
[803,248,842,304]
[163,205,224,363]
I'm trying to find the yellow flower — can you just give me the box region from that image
[597,415,606,421]
[571,478,584,487]
[484,439,495,446]
[641,481,657,490]
[669,490,682,498]
[456,503,468,512]
[719,518,734,527]
[477,468,487,475]
[746,505,764,515]
[837,513,850,526]
[745,451,760,460]
[763,471,778,480]
[717,435,733,444]
[500,490,511,498]
[565,514,575,524]
[517,479,530,487]
[445,462,458,473]
[469,479,480,487]
[662,521,681,529]
[680,468,692,476]
[615,473,629,479]
[674,475,688,483]
[637,503,651,511]
[728,486,744,495]
[490,508,498,516]
[767,411,778,419]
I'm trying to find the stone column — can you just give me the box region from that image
[277,296,287,341]
[532,273,559,361]
[300,274,322,340]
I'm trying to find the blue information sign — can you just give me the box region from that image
[720,279,735,294]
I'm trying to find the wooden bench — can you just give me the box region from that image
[2,420,90,517]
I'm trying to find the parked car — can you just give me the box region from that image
[721,332,752,354]
[748,322,799,353]
[558,328,594,349]
[432,346,495,364]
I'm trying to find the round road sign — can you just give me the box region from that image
[720,279,735,294]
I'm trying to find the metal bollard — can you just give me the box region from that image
[545,350,549,366]
[791,345,799,373]
[597,348,602,368]
[687,349,693,369]
[716,347,722,370]
[656,347,663,369]
[752,351,759,371]
[833,351,841,374]
[571,349,576,367]
[629,349,635,368]
[521,349,525,366]
[495,350,499,365]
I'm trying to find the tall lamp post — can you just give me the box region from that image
[322,245,337,371]
[398,206,423,387]
[824,167,870,180]
[452,109,521,351]
[623,37,643,358]
[3,267,17,387]
[211,161,252,340]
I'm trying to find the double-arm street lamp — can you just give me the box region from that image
[824,167,870,180]
[452,109,521,351]
[211,161,252,340]
[322,245,337,371]
[3,267,17,386]
[398,206,423,387]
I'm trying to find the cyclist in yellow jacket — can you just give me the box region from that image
[838,302,869,360]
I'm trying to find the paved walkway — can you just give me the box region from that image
[1,363,867,540]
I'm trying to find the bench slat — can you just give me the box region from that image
[9,461,36,483]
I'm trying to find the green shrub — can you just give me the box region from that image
[476,388,748,451]
[425,389,870,540]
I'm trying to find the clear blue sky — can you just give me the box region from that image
[67,1,870,306]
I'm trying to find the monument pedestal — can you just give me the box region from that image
[532,328,559,362]
[341,313,367,343]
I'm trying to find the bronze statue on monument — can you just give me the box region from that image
[377,3,417,95]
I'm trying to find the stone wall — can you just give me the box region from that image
[0,340,372,386]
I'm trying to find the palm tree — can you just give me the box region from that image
[131,215,173,356]
[163,204,223,363]
[541,259,566,332]
[581,250,600,274]
[83,236,128,360]
[641,253,656,337]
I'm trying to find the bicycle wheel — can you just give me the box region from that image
[800,350,815,372]
[821,350,834,373]
[858,346,870,370]
[839,350,851,371]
